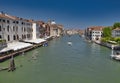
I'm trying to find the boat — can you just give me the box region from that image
[110,45,120,61]
[67,41,72,45]
[111,51,120,60]
[43,42,48,47]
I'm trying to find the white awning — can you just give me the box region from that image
[7,42,33,51]
[0,42,33,53]
[0,47,12,53]
[24,38,46,44]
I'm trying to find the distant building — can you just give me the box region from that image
[47,20,64,37]
[112,28,120,37]
[66,29,79,35]
[85,26,103,41]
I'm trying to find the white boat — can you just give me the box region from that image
[111,52,120,60]
[110,45,120,60]
[67,42,72,45]
[111,54,120,60]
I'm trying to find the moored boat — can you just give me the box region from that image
[110,45,120,61]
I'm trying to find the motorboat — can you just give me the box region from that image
[43,42,48,47]
[111,52,120,61]
[67,41,72,45]
[110,45,120,60]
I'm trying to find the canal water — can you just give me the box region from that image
[0,35,120,83]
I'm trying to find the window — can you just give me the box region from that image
[3,19,5,23]
[7,20,10,23]
[13,26,15,31]
[16,26,18,32]
[22,34,24,39]
[13,35,16,40]
[13,21,15,23]
[0,25,1,31]
[17,35,19,40]
[0,35,2,39]
[16,21,19,24]
[3,28,5,31]
[7,26,9,32]
[21,22,24,25]
[8,35,10,41]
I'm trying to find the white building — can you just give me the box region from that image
[48,20,63,37]
[0,13,33,43]
[86,26,103,41]
[112,28,120,37]
[91,30,103,41]
[32,21,42,39]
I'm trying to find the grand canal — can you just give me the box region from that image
[0,35,120,83]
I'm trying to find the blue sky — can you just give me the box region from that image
[0,0,120,29]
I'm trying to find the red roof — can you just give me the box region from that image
[113,28,120,31]
[88,26,104,31]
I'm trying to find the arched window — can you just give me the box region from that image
[22,27,23,32]
[24,27,26,32]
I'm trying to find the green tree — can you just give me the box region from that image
[113,22,120,29]
[103,27,112,37]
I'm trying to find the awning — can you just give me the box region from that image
[7,42,33,51]
[24,38,46,44]
[0,42,33,53]
[0,47,13,53]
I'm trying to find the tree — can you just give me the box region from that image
[103,27,112,37]
[113,22,120,29]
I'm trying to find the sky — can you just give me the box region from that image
[0,0,120,29]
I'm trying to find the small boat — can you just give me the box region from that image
[43,42,48,47]
[111,52,120,61]
[110,45,120,61]
[67,41,72,45]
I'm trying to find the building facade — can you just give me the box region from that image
[0,13,33,43]
[112,28,120,37]
[47,20,63,37]
[85,26,103,41]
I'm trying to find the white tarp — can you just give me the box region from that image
[0,42,33,53]
[7,42,33,51]
[24,38,46,44]
[0,47,12,53]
